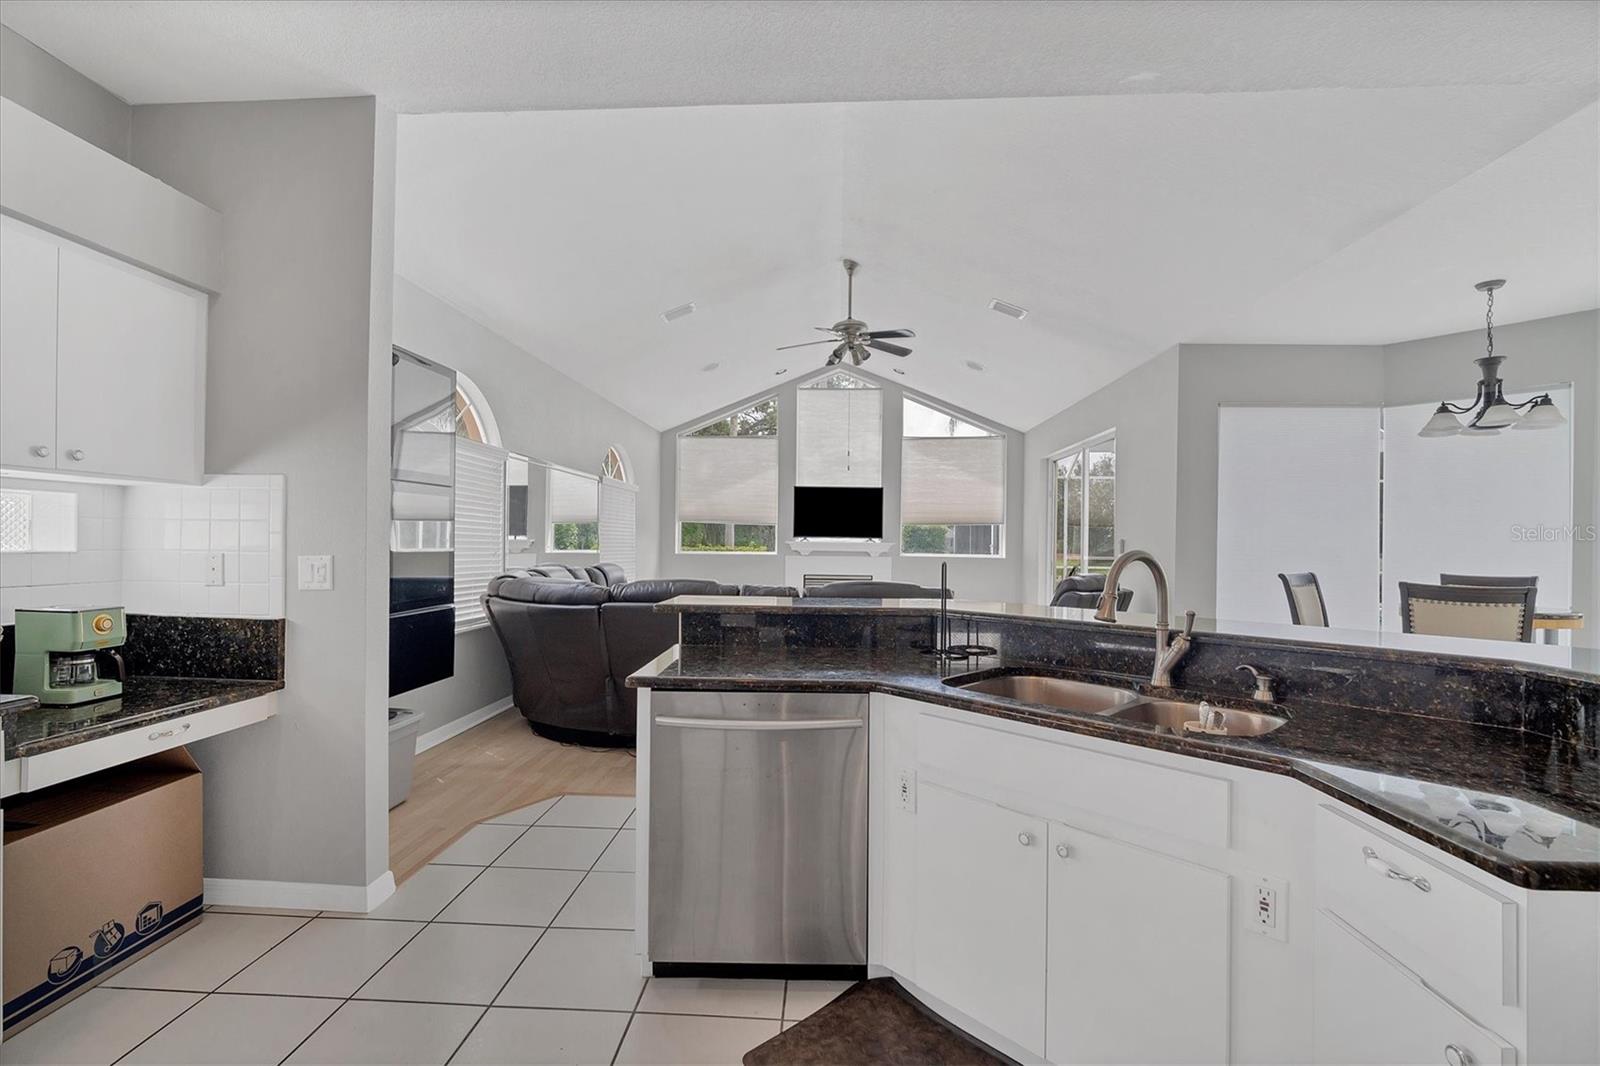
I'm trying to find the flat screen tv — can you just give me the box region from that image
[793,486,883,539]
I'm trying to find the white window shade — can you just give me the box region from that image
[796,388,882,487]
[1381,388,1572,631]
[678,436,779,524]
[548,468,599,524]
[1215,406,1381,628]
[902,436,1005,524]
[600,479,637,580]
[454,438,507,632]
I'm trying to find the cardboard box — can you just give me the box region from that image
[4,748,203,1034]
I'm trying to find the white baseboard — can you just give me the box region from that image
[415,699,514,753]
[204,870,396,913]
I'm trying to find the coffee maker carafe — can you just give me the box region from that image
[12,607,127,705]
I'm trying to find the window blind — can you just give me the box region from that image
[1215,406,1381,628]
[796,388,883,487]
[678,436,779,524]
[453,438,507,633]
[599,478,638,581]
[901,436,1005,524]
[548,468,599,524]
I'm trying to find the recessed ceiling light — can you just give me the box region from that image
[774,368,789,376]
[701,361,720,373]
[989,299,1028,320]
[964,360,986,372]
[662,302,696,323]
[891,368,906,375]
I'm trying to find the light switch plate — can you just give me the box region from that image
[297,554,333,591]
[206,552,225,587]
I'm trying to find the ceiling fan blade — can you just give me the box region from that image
[776,339,839,351]
[865,339,912,357]
[826,343,846,366]
[863,328,916,339]
[814,326,842,334]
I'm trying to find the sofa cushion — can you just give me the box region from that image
[587,563,628,586]
[740,584,800,597]
[610,578,728,603]
[490,574,612,604]
[806,580,950,599]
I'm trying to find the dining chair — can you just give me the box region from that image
[1399,581,1537,643]
[1278,572,1328,627]
[1440,573,1539,590]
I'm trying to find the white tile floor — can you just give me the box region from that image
[4,794,852,1066]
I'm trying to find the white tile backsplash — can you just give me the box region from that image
[0,477,128,624]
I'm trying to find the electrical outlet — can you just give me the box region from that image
[1250,875,1288,941]
[895,769,917,813]
[297,555,333,591]
[206,552,225,587]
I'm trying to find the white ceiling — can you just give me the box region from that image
[2,1,1595,111]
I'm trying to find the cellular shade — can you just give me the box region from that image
[548,467,599,524]
[599,478,637,580]
[453,438,507,631]
[796,387,883,487]
[901,436,1005,525]
[678,436,779,525]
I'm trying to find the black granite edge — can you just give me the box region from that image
[630,656,1595,891]
[3,677,283,759]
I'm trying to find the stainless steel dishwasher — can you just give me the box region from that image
[649,690,868,973]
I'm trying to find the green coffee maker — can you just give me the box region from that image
[12,607,127,705]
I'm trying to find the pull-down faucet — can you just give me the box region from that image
[1093,550,1195,689]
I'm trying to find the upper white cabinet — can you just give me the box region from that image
[0,217,207,483]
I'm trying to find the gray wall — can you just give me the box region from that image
[130,97,396,893]
[0,24,130,160]
[656,368,1027,602]
[1022,346,1181,613]
[392,276,664,736]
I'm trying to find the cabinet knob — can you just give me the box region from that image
[1444,1043,1472,1066]
[29,445,50,458]
[1055,843,1071,859]
[66,448,86,462]
[1017,832,1035,847]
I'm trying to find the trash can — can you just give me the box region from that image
[388,708,422,809]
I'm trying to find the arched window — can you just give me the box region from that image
[602,446,628,482]
[418,371,501,447]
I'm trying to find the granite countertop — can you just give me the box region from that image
[1,677,283,760]
[630,645,1599,891]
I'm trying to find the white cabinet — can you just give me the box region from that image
[1314,909,1515,1065]
[913,782,1048,1056]
[1047,821,1231,1065]
[0,218,206,483]
[0,219,59,471]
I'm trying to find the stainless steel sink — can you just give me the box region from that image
[950,675,1142,714]
[1105,699,1286,737]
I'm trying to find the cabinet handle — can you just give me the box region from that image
[1362,846,1431,892]
[1055,843,1071,859]
[66,448,86,462]
[30,445,50,458]
[148,729,175,741]
[1444,1043,1472,1066]
[1017,832,1035,847]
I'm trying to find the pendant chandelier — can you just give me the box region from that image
[1418,279,1566,437]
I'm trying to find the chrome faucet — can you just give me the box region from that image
[1093,550,1195,689]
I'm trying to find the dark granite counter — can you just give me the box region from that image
[630,644,1599,891]
[1,677,282,760]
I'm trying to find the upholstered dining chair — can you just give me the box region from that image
[1278,572,1328,627]
[1440,573,1539,591]
[1399,581,1537,643]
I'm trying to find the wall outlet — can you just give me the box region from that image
[1250,875,1288,941]
[297,555,333,591]
[206,552,225,587]
[895,769,917,813]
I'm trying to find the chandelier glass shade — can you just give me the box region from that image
[1418,279,1565,438]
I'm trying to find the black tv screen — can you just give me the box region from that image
[794,487,883,539]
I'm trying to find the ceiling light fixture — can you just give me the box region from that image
[701,361,720,373]
[989,299,1028,320]
[964,360,986,372]
[1418,279,1565,438]
[662,302,696,323]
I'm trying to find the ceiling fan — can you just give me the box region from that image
[776,259,915,367]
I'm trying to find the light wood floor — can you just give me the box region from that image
[388,708,636,882]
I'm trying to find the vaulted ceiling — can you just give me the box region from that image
[4,0,1595,430]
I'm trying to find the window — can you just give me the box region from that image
[678,398,779,552]
[419,386,490,444]
[1051,435,1115,583]
[454,439,507,632]
[901,397,1004,556]
[548,467,600,551]
[602,447,627,482]
[797,372,882,489]
[0,489,77,553]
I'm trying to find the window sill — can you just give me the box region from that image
[900,553,1007,560]
[675,549,778,556]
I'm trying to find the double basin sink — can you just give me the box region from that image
[948,673,1286,738]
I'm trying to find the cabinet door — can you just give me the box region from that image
[1047,822,1231,1064]
[1314,910,1515,1065]
[55,243,206,482]
[914,782,1047,1056]
[0,219,60,470]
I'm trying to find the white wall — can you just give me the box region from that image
[130,96,396,900]
[0,24,129,161]
[657,368,1027,602]
[392,276,664,736]
[0,477,123,623]
[1022,346,1180,613]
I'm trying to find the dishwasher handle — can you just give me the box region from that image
[655,715,865,732]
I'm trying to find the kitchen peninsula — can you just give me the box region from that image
[630,592,1599,1066]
